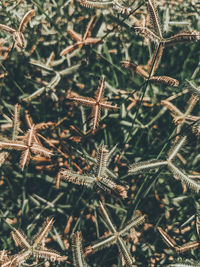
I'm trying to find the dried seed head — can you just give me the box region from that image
[0,24,15,34]
[157,227,177,249]
[72,231,87,266]
[165,30,200,46]
[134,27,161,44]
[113,185,128,199]
[11,229,31,249]
[168,162,200,193]
[95,145,109,177]
[0,151,9,167]
[149,76,179,87]
[113,3,132,14]
[167,135,187,162]
[33,217,54,247]
[12,104,21,141]
[78,0,113,9]
[176,241,200,253]
[129,159,167,175]
[33,248,67,262]
[18,9,36,33]
[147,0,162,38]
[59,168,94,188]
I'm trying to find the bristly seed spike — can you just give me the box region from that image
[147,0,163,38]
[72,231,87,267]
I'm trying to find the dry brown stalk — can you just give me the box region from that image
[121,61,149,79]
[147,44,164,75]
[157,226,200,253]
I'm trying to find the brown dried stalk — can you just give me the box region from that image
[68,76,119,132]
[147,44,164,75]
[157,226,200,253]
[60,16,102,56]
[0,10,35,48]
[69,125,92,142]
[121,61,149,79]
